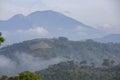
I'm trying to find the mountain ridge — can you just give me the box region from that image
[96,34,120,43]
[0,10,106,44]
[0,37,120,63]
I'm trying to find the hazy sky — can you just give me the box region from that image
[0,0,120,33]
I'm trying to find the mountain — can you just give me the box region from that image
[0,37,120,75]
[0,10,106,44]
[96,34,120,43]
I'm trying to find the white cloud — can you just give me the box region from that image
[0,55,16,74]
[17,27,49,36]
[0,52,65,75]
[1,27,50,45]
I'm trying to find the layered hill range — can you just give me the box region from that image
[0,10,108,44]
[0,37,120,75]
[1,37,120,64]
[96,34,120,43]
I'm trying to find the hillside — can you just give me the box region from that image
[36,61,120,80]
[0,37,120,75]
[0,37,120,64]
[96,34,120,43]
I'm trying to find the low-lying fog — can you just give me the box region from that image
[0,52,65,76]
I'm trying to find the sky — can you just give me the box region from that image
[0,0,120,34]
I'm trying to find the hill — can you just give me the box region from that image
[0,37,120,75]
[36,61,120,80]
[96,34,120,43]
[0,37,120,64]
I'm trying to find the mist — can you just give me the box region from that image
[0,52,64,76]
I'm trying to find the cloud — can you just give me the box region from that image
[17,27,49,36]
[0,52,64,76]
[0,55,16,75]
[2,27,50,45]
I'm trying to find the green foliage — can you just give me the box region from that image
[19,71,41,80]
[0,75,8,80]
[0,32,5,44]
[30,41,51,50]
[0,71,42,80]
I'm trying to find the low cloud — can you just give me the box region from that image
[17,27,49,36]
[0,52,64,76]
[1,27,50,45]
[0,55,16,74]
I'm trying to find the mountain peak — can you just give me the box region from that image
[27,10,65,18]
[9,14,24,21]
[0,10,106,44]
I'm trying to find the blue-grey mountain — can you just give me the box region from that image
[96,34,120,43]
[0,10,106,44]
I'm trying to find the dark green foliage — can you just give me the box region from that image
[80,60,87,65]
[0,71,42,80]
[36,61,120,80]
[58,37,68,41]
[0,32,4,45]
[102,59,111,67]
[0,75,8,80]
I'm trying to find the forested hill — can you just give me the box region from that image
[36,61,120,80]
[0,37,120,65]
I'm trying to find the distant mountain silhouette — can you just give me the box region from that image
[0,10,106,44]
[96,34,120,43]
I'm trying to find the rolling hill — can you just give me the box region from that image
[96,34,120,43]
[0,37,120,64]
[0,37,120,75]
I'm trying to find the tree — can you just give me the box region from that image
[110,60,115,67]
[102,59,111,68]
[0,32,5,44]
[19,71,42,80]
[80,60,88,67]
[0,75,8,80]
[0,71,42,80]
[58,37,68,41]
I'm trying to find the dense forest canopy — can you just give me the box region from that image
[36,61,120,80]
